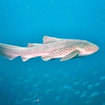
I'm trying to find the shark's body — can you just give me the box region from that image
[0,36,99,62]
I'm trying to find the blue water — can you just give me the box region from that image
[0,0,105,105]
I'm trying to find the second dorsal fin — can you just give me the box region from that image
[27,43,41,47]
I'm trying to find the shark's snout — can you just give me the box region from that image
[94,45,99,52]
[85,43,99,55]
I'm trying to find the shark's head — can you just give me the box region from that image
[78,40,99,56]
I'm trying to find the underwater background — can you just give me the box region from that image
[0,0,105,105]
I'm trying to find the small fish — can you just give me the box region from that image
[0,36,99,62]
[100,76,105,81]
[75,91,81,95]
[89,92,99,98]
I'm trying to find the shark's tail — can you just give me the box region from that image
[0,43,23,60]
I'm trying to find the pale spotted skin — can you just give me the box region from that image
[40,39,99,59]
[0,36,99,61]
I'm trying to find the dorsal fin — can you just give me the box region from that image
[43,36,60,44]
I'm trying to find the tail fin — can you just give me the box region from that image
[0,43,22,60]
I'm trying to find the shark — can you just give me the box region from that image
[0,36,99,62]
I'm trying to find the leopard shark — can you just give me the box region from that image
[0,36,99,62]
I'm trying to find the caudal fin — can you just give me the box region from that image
[0,43,22,60]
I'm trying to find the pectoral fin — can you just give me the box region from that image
[60,50,79,62]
